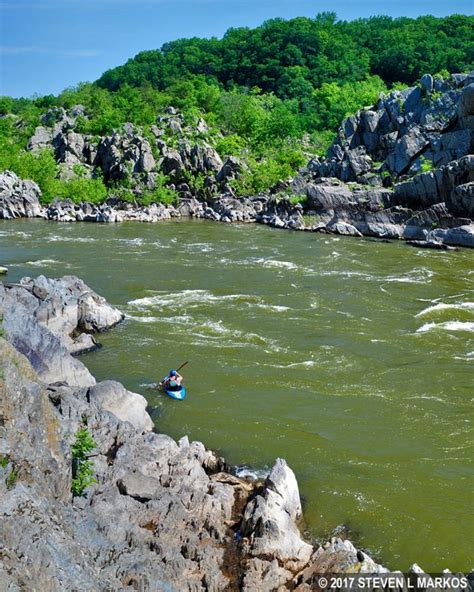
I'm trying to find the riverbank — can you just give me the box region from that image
[0,273,398,590]
[1,169,474,249]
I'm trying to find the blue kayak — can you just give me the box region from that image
[162,385,186,401]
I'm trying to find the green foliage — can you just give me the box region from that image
[140,173,178,206]
[215,134,247,157]
[0,146,58,202]
[0,13,472,199]
[289,194,307,205]
[0,456,8,469]
[55,177,108,205]
[71,427,97,497]
[308,75,387,129]
[6,466,18,489]
[419,156,434,173]
[97,14,473,95]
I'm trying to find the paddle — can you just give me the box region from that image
[159,361,189,387]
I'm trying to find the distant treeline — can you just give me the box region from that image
[97,13,473,96]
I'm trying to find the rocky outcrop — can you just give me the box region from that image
[0,170,43,219]
[0,274,395,591]
[25,105,234,197]
[0,275,123,386]
[289,72,474,246]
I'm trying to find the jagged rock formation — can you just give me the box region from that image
[0,170,42,219]
[0,275,394,591]
[26,105,230,196]
[291,72,474,246]
[0,275,124,386]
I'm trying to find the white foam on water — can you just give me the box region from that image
[6,231,31,238]
[128,289,282,313]
[252,303,290,313]
[416,302,474,317]
[453,351,474,361]
[125,314,162,324]
[385,267,434,284]
[416,321,474,334]
[250,257,300,270]
[269,360,316,369]
[183,242,214,253]
[118,238,145,246]
[24,259,63,267]
[46,235,96,243]
[234,465,270,481]
[405,394,447,403]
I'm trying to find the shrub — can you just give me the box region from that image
[55,177,108,205]
[419,156,434,173]
[139,173,178,206]
[71,427,97,497]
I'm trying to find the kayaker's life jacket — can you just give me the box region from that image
[168,379,178,388]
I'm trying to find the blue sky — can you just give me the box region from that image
[0,0,472,98]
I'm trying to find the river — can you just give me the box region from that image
[1,218,473,571]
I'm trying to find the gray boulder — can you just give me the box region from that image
[0,275,123,386]
[459,82,474,129]
[27,126,53,152]
[241,458,313,571]
[89,381,154,433]
[450,182,474,217]
[0,170,43,219]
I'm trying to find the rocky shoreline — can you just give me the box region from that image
[5,274,456,590]
[1,73,474,249]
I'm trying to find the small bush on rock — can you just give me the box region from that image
[71,427,97,497]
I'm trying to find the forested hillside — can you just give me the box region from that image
[97,14,473,93]
[0,13,472,202]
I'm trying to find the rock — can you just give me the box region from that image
[450,182,474,217]
[430,224,474,247]
[241,458,313,571]
[420,74,434,92]
[117,471,160,501]
[387,126,429,175]
[0,171,43,219]
[210,195,259,223]
[216,156,242,184]
[459,83,474,129]
[89,381,154,433]
[1,296,96,387]
[0,275,124,386]
[177,197,205,217]
[0,266,7,274]
[242,558,294,592]
[306,181,354,211]
[327,221,363,237]
[27,126,53,152]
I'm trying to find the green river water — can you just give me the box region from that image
[1,218,473,571]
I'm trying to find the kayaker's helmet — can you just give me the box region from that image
[169,370,178,377]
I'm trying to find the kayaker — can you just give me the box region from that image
[161,369,183,391]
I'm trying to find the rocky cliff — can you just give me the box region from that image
[289,72,474,247]
[0,275,394,591]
